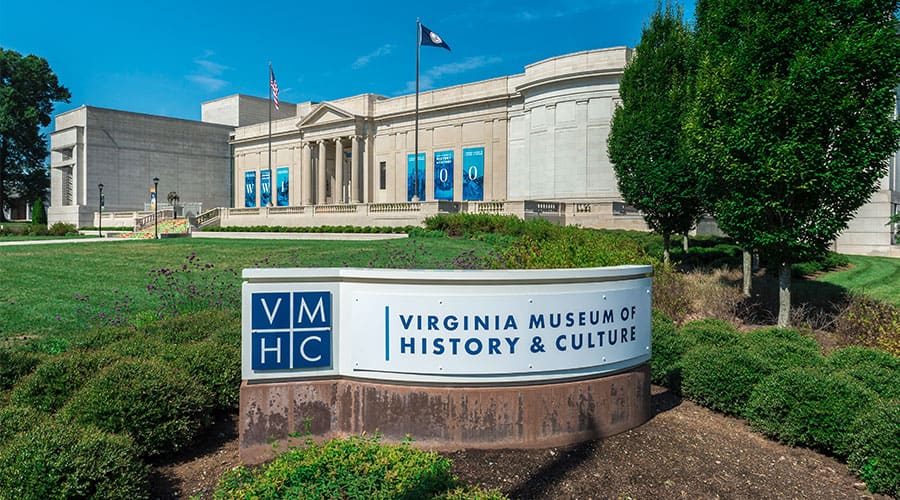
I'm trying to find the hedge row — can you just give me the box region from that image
[650,314,900,496]
[0,309,242,498]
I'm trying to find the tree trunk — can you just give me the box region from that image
[663,233,671,266]
[777,261,791,328]
[683,231,689,252]
[742,250,752,297]
[0,134,7,223]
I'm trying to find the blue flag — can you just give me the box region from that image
[420,24,451,51]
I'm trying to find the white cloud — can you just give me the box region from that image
[352,44,395,70]
[401,55,502,94]
[186,51,232,92]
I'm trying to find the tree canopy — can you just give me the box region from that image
[608,2,703,264]
[688,0,900,325]
[0,48,70,221]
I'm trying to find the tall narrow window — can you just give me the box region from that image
[379,161,387,190]
[62,167,73,205]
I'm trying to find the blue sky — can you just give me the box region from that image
[1,0,695,123]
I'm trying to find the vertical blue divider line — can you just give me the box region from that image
[384,306,390,361]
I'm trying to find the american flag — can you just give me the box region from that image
[270,65,279,110]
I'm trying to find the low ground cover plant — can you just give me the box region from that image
[214,434,507,500]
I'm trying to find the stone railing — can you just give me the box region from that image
[134,209,174,231]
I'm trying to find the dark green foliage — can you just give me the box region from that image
[678,318,741,348]
[10,350,120,412]
[169,340,241,410]
[47,222,77,236]
[139,308,239,344]
[61,358,213,457]
[424,213,529,237]
[680,344,769,416]
[433,486,509,500]
[0,405,44,444]
[792,252,850,278]
[31,197,46,225]
[102,333,176,359]
[608,2,703,264]
[0,420,149,500]
[214,435,458,500]
[0,348,46,390]
[848,399,900,497]
[741,328,825,372]
[828,346,900,400]
[69,325,139,350]
[649,310,686,389]
[746,368,876,458]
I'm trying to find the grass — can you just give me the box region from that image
[0,236,496,339]
[816,255,900,306]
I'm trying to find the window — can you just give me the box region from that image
[62,167,73,205]
[379,161,387,190]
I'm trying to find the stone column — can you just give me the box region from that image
[317,140,327,205]
[350,135,360,203]
[362,135,370,204]
[334,138,344,204]
[302,142,312,205]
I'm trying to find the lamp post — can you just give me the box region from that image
[98,183,104,237]
[153,177,159,239]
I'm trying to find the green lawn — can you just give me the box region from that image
[816,255,900,306]
[0,236,495,339]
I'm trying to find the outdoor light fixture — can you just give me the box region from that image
[153,177,159,239]
[98,183,104,237]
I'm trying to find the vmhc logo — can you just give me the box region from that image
[250,291,332,371]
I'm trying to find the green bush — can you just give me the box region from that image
[138,309,238,344]
[10,350,120,412]
[68,325,139,350]
[680,344,769,416]
[741,328,825,372]
[792,251,850,278]
[502,226,651,269]
[31,198,46,225]
[47,222,77,236]
[0,348,47,390]
[0,420,149,499]
[0,405,45,444]
[652,263,692,322]
[833,294,900,356]
[103,333,177,359]
[169,340,241,410]
[848,398,900,497]
[424,213,526,237]
[746,368,876,458]
[828,346,900,400]
[214,435,458,500]
[679,318,741,349]
[649,310,686,389]
[433,486,509,500]
[61,358,213,457]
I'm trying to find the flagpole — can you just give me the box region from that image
[413,18,421,202]
[268,62,273,204]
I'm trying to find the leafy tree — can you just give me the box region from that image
[608,1,703,265]
[0,48,70,222]
[689,0,900,326]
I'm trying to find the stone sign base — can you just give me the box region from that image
[239,364,650,464]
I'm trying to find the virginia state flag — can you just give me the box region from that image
[420,24,451,51]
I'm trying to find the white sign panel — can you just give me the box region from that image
[242,266,652,384]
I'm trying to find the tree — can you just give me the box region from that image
[0,48,70,222]
[31,197,46,225]
[608,2,704,265]
[689,0,900,326]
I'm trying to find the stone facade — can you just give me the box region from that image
[48,106,233,227]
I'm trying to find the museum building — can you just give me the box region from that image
[48,47,900,256]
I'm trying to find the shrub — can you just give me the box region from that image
[678,318,741,349]
[0,405,45,444]
[424,213,525,237]
[61,358,213,457]
[833,294,900,356]
[652,264,692,322]
[746,368,876,458]
[169,340,241,410]
[828,346,900,400]
[848,398,900,497]
[103,333,177,359]
[792,251,850,278]
[0,420,149,500]
[433,486,509,500]
[47,222,77,236]
[741,328,825,372]
[140,308,239,344]
[680,344,769,416]
[649,310,686,389]
[10,350,120,412]
[69,325,139,350]
[214,435,458,499]
[0,348,46,390]
[31,198,46,225]
[502,227,651,269]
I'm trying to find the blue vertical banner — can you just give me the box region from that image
[462,147,485,201]
[244,171,256,208]
[276,167,289,206]
[260,169,272,207]
[407,153,425,201]
[433,150,454,200]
